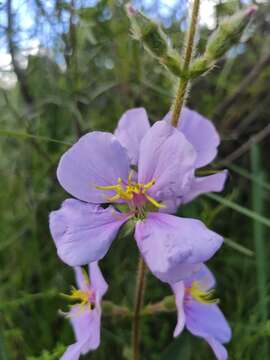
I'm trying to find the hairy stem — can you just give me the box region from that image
[132,257,146,360]
[171,0,201,127]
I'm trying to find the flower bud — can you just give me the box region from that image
[162,295,176,311]
[160,49,184,77]
[125,3,168,58]
[189,57,212,78]
[125,3,183,77]
[205,5,257,61]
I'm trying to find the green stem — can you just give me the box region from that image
[171,0,200,127]
[132,257,146,360]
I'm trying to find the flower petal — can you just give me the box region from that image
[184,264,216,291]
[134,213,222,283]
[114,108,150,165]
[60,341,81,360]
[74,306,101,351]
[49,199,128,266]
[170,281,186,337]
[74,267,89,293]
[183,171,228,204]
[205,337,229,360]
[138,121,196,203]
[57,132,130,203]
[185,301,231,360]
[89,262,108,300]
[163,107,220,168]
[61,307,101,360]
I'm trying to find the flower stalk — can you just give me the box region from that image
[171,0,201,127]
[132,257,147,360]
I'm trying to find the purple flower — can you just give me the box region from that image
[60,262,108,360]
[171,265,231,360]
[50,108,225,283]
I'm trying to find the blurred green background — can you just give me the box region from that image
[0,0,270,359]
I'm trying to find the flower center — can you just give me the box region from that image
[62,269,95,315]
[186,281,219,304]
[96,172,165,209]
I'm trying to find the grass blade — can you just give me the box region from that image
[205,193,270,228]
[251,144,268,355]
[224,238,254,257]
[228,163,270,191]
[0,129,72,146]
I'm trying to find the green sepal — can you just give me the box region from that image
[205,6,257,61]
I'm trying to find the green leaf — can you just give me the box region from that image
[205,193,270,228]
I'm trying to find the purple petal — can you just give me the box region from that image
[138,121,196,203]
[49,199,128,266]
[89,262,108,300]
[57,132,130,203]
[205,337,229,360]
[184,264,216,291]
[183,171,228,204]
[114,108,150,165]
[170,281,186,337]
[134,213,222,283]
[60,341,81,360]
[185,301,231,360]
[73,306,101,352]
[74,267,89,293]
[158,197,182,215]
[163,107,220,168]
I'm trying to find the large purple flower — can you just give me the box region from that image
[171,265,231,360]
[60,262,107,360]
[50,108,224,283]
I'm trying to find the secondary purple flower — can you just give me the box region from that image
[50,108,224,283]
[60,262,108,360]
[171,265,231,360]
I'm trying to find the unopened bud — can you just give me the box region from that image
[125,3,168,58]
[189,57,212,78]
[160,49,183,77]
[162,295,176,311]
[125,3,183,77]
[205,5,257,61]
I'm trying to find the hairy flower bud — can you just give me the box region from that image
[125,3,168,58]
[160,49,184,77]
[205,5,257,61]
[125,3,183,77]
[189,57,211,78]
[163,295,176,311]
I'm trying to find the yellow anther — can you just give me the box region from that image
[96,172,164,209]
[189,281,219,305]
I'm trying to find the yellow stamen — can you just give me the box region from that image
[96,173,164,209]
[96,184,121,191]
[61,269,94,317]
[143,179,156,190]
[189,281,219,304]
[107,194,121,202]
[145,193,165,209]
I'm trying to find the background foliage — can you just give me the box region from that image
[0,0,270,359]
